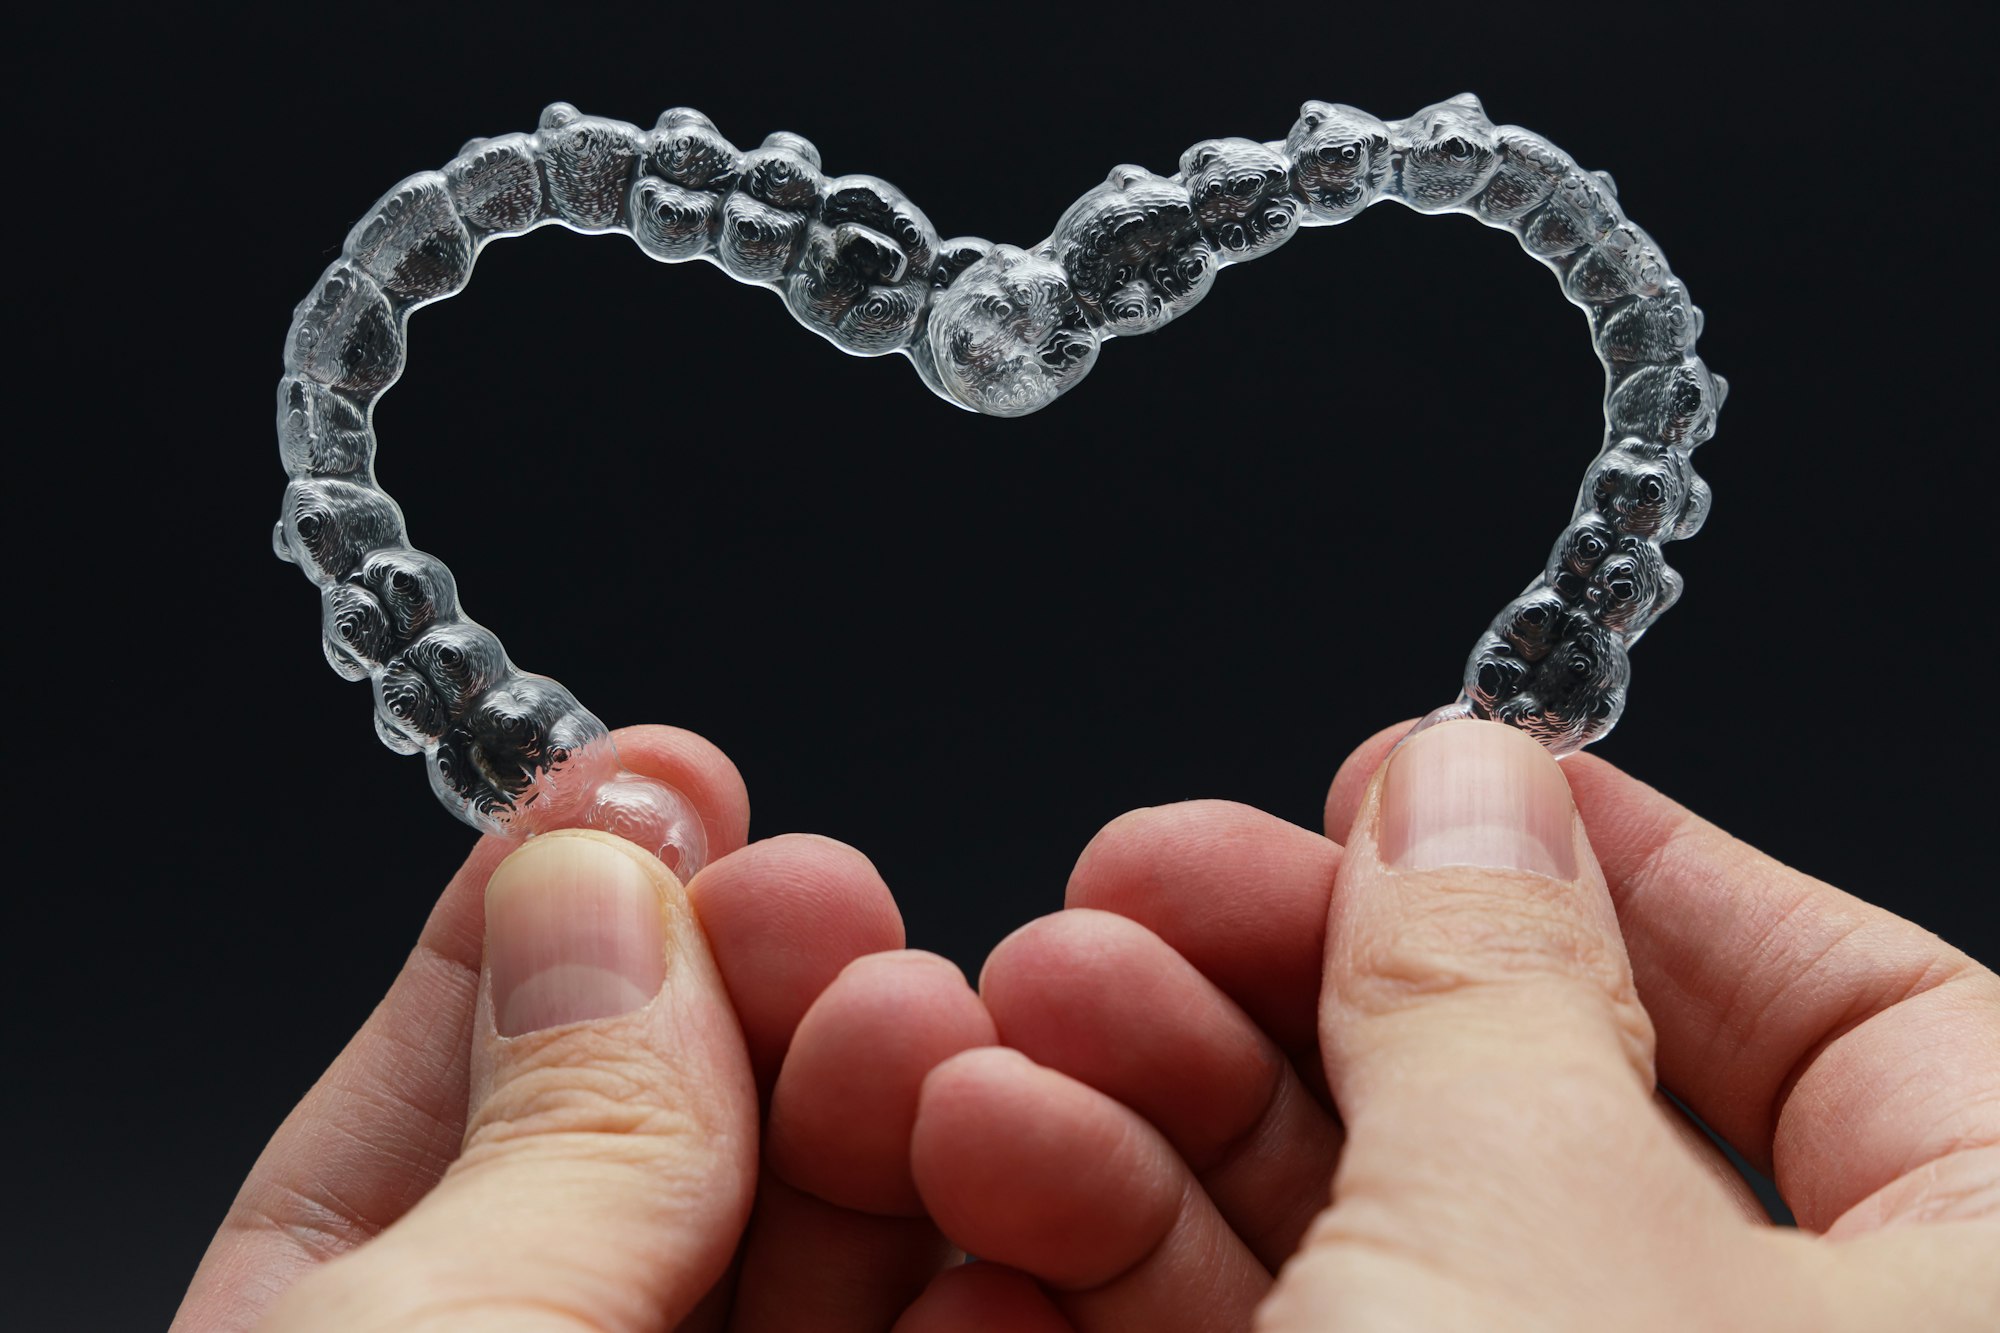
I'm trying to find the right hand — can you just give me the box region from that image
[896,720,2000,1330]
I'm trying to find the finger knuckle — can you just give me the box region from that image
[1337,879,1656,1073]
[1347,879,1625,997]
[463,1041,708,1162]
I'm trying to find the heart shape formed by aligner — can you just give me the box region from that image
[271,93,1725,876]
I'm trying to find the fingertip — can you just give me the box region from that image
[687,832,905,1093]
[976,909,1106,1003]
[911,1049,1182,1289]
[983,910,1289,1170]
[917,1044,1036,1116]
[609,723,752,859]
[1063,804,1158,906]
[691,832,903,952]
[910,1049,1030,1236]
[976,910,1122,1039]
[911,1047,1043,1183]
[768,949,996,1216]
[1060,801,1339,1052]
[429,724,746,968]
[1323,720,1412,844]
[1064,801,1260,910]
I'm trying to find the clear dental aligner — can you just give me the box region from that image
[274,94,1723,865]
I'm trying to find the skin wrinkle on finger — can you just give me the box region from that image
[1259,1227,1489,1333]
[268,1120,748,1333]
[1769,954,1955,1125]
[1328,1043,1683,1235]
[1337,867,1645,1024]
[236,1179,373,1265]
[270,1105,439,1232]
[1690,862,1977,1142]
[457,1048,715,1161]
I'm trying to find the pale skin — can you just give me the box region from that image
[176,720,2000,1331]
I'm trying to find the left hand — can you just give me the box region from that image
[176,725,1000,1331]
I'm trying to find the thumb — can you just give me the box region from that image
[266,829,757,1332]
[1323,717,1658,1103]
[1264,720,1744,1329]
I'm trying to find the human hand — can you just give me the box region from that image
[905,719,2000,1330]
[174,725,1001,1331]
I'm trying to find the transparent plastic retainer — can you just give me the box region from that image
[274,95,1726,874]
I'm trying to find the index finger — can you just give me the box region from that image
[1325,722,2000,1235]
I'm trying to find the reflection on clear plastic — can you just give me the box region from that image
[275,95,1725,858]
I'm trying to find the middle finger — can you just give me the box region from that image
[1064,799,1342,1060]
[982,909,1341,1266]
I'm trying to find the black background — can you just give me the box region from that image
[18,6,1991,1327]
